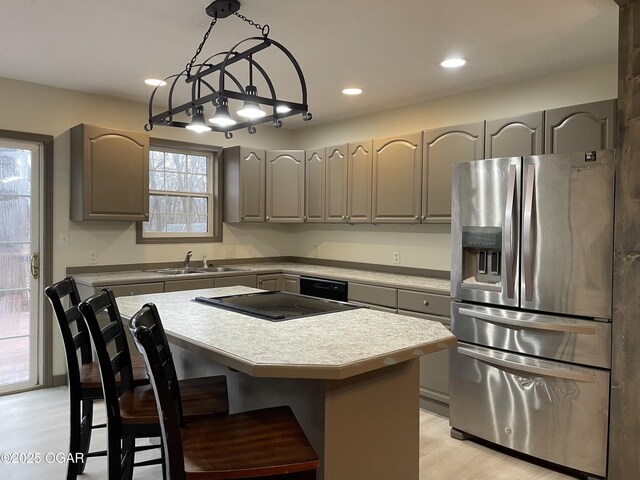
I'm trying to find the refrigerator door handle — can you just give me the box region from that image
[458,307,600,335]
[457,346,597,383]
[523,163,536,301]
[504,164,517,299]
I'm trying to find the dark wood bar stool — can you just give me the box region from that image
[79,289,229,480]
[130,303,319,480]
[44,277,148,480]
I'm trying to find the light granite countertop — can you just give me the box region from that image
[116,286,456,380]
[74,261,450,294]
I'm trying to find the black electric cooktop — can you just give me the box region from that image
[193,291,358,321]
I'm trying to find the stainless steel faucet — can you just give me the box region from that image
[183,250,193,269]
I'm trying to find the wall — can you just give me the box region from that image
[287,62,618,270]
[0,76,296,376]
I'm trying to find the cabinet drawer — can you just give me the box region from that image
[164,278,214,292]
[396,310,450,326]
[214,275,257,288]
[108,282,164,298]
[397,290,450,316]
[348,283,397,308]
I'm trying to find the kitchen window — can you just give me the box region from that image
[136,139,222,244]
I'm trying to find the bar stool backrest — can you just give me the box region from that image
[79,288,134,422]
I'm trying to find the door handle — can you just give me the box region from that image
[523,163,535,301]
[30,252,40,280]
[504,164,517,299]
[457,345,596,383]
[458,307,599,335]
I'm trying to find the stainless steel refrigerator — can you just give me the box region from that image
[449,150,614,478]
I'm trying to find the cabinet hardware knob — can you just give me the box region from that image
[346,215,350,219]
[341,215,345,219]
[421,215,425,220]
[304,215,307,220]
[266,216,270,220]
[241,215,245,219]
[414,215,419,220]
[422,300,429,306]
[129,291,135,296]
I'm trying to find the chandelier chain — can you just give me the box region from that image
[186,16,218,77]
[233,11,270,37]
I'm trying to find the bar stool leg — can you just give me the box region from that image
[67,394,81,480]
[107,425,122,480]
[77,399,93,474]
[121,437,135,480]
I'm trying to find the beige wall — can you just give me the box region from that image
[286,62,618,269]
[0,62,617,376]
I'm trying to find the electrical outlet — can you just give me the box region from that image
[393,251,400,264]
[225,246,236,258]
[88,251,98,264]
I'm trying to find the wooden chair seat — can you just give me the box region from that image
[79,353,149,389]
[119,376,229,425]
[180,406,318,479]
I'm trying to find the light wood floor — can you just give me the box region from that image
[0,387,578,480]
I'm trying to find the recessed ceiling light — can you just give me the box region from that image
[145,79,167,87]
[440,58,467,69]
[342,87,363,95]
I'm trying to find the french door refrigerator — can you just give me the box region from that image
[449,150,614,478]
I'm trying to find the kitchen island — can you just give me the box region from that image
[116,286,455,480]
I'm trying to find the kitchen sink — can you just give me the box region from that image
[148,266,247,275]
[193,266,248,273]
[149,268,202,275]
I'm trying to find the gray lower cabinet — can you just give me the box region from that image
[325,144,348,223]
[223,146,266,223]
[372,133,423,223]
[397,288,451,415]
[348,282,397,309]
[346,140,373,224]
[70,124,149,221]
[257,274,283,291]
[77,281,165,300]
[164,278,214,292]
[214,275,257,288]
[282,274,300,294]
[266,150,305,223]
[485,111,544,158]
[305,148,325,223]
[422,122,484,223]
[544,99,616,154]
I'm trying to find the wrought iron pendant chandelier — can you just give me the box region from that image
[145,0,311,138]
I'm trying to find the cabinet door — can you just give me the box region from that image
[422,122,484,223]
[239,147,266,222]
[544,99,616,154]
[485,111,543,158]
[257,274,283,291]
[70,124,149,221]
[372,133,422,223]
[282,274,300,294]
[305,148,325,223]
[325,144,348,223]
[266,150,305,223]
[346,140,373,224]
[397,310,451,408]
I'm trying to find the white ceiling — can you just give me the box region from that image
[0,0,618,128]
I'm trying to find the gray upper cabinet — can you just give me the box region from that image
[70,124,149,221]
[223,146,266,223]
[422,122,484,223]
[266,150,305,223]
[372,133,423,223]
[305,148,325,223]
[325,144,348,223]
[346,140,373,224]
[485,111,544,158]
[544,99,616,154]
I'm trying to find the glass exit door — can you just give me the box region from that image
[0,140,41,393]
